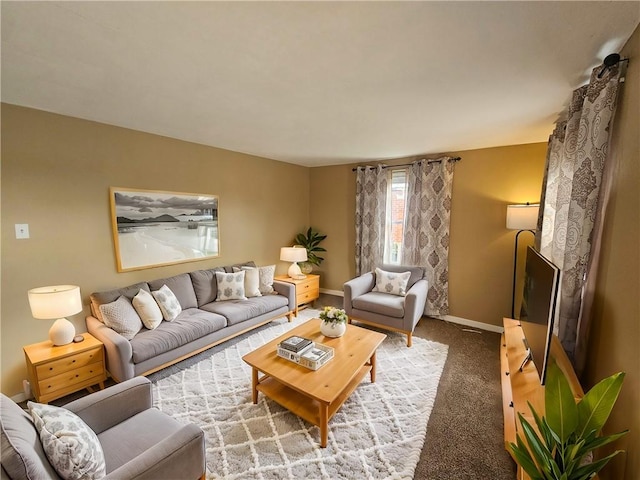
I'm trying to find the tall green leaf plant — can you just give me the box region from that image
[509,361,626,480]
[295,227,327,266]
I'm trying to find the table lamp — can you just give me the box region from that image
[28,285,82,346]
[280,246,308,279]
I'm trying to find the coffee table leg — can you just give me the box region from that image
[370,351,377,383]
[320,403,329,448]
[252,368,259,404]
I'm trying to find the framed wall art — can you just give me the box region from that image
[109,187,220,272]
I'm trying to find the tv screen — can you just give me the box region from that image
[519,246,560,385]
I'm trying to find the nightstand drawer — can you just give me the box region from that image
[37,362,105,398]
[297,288,319,304]
[36,347,103,380]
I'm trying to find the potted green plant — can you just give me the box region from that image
[509,361,627,480]
[319,306,348,338]
[295,227,327,274]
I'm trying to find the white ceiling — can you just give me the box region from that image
[2,2,638,167]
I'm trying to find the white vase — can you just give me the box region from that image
[320,320,346,338]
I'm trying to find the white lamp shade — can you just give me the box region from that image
[506,204,539,231]
[280,247,308,263]
[28,285,82,319]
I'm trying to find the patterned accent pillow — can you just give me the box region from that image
[256,265,276,295]
[132,288,163,329]
[233,267,262,298]
[99,296,142,340]
[373,268,412,296]
[28,402,106,480]
[152,285,182,321]
[215,271,246,301]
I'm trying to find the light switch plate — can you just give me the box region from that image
[15,224,30,239]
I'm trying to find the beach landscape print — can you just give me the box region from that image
[110,187,219,272]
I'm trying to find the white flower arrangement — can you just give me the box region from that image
[319,306,348,324]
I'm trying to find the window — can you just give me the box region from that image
[384,168,408,265]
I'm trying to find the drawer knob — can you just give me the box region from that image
[72,360,76,363]
[75,374,79,378]
[49,367,53,371]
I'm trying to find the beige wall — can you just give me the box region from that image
[1,104,310,397]
[310,143,548,327]
[585,24,639,480]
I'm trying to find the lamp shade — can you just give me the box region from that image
[506,204,539,231]
[280,247,308,263]
[28,285,82,319]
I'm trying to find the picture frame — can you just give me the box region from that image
[109,187,220,272]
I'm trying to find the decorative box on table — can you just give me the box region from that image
[276,342,334,370]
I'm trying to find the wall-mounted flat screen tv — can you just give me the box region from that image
[519,246,561,385]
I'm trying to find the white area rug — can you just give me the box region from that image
[151,310,448,480]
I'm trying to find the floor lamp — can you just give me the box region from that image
[507,203,540,319]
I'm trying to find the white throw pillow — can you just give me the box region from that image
[28,402,106,480]
[256,265,276,295]
[215,271,246,301]
[152,285,182,321]
[373,268,412,296]
[132,288,163,329]
[99,296,142,340]
[233,267,262,298]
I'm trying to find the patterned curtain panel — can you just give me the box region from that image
[538,63,623,367]
[402,157,456,316]
[355,165,388,276]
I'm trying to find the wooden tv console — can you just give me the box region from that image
[500,318,585,480]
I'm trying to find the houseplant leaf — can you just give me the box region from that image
[519,413,555,477]
[571,449,626,480]
[576,372,625,439]
[509,434,545,480]
[294,227,327,266]
[545,361,578,445]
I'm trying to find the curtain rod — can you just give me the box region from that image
[351,156,461,172]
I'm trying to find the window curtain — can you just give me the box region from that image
[355,165,387,276]
[536,62,624,372]
[402,157,456,316]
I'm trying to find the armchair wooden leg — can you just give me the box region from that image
[407,332,412,347]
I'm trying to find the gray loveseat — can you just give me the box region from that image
[87,262,295,382]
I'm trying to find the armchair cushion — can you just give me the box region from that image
[373,268,411,296]
[352,292,405,318]
[28,402,106,480]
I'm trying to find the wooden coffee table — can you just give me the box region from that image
[242,318,386,447]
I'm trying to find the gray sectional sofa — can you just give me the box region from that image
[87,262,295,382]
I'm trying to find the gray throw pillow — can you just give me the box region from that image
[99,296,143,340]
[215,271,246,301]
[152,284,182,321]
[373,268,412,296]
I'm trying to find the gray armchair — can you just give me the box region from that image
[344,264,428,347]
[1,377,205,480]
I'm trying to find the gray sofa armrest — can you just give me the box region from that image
[65,377,152,434]
[103,423,205,480]
[86,315,135,382]
[343,272,375,315]
[402,279,429,330]
[273,280,295,312]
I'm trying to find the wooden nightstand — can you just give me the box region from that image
[24,333,106,403]
[275,274,320,316]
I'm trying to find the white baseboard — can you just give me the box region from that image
[437,315,504,334]
[320,288,344,297]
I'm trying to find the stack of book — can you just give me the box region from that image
[277,336,334,370]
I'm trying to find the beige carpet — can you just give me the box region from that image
[150,309,448,480]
